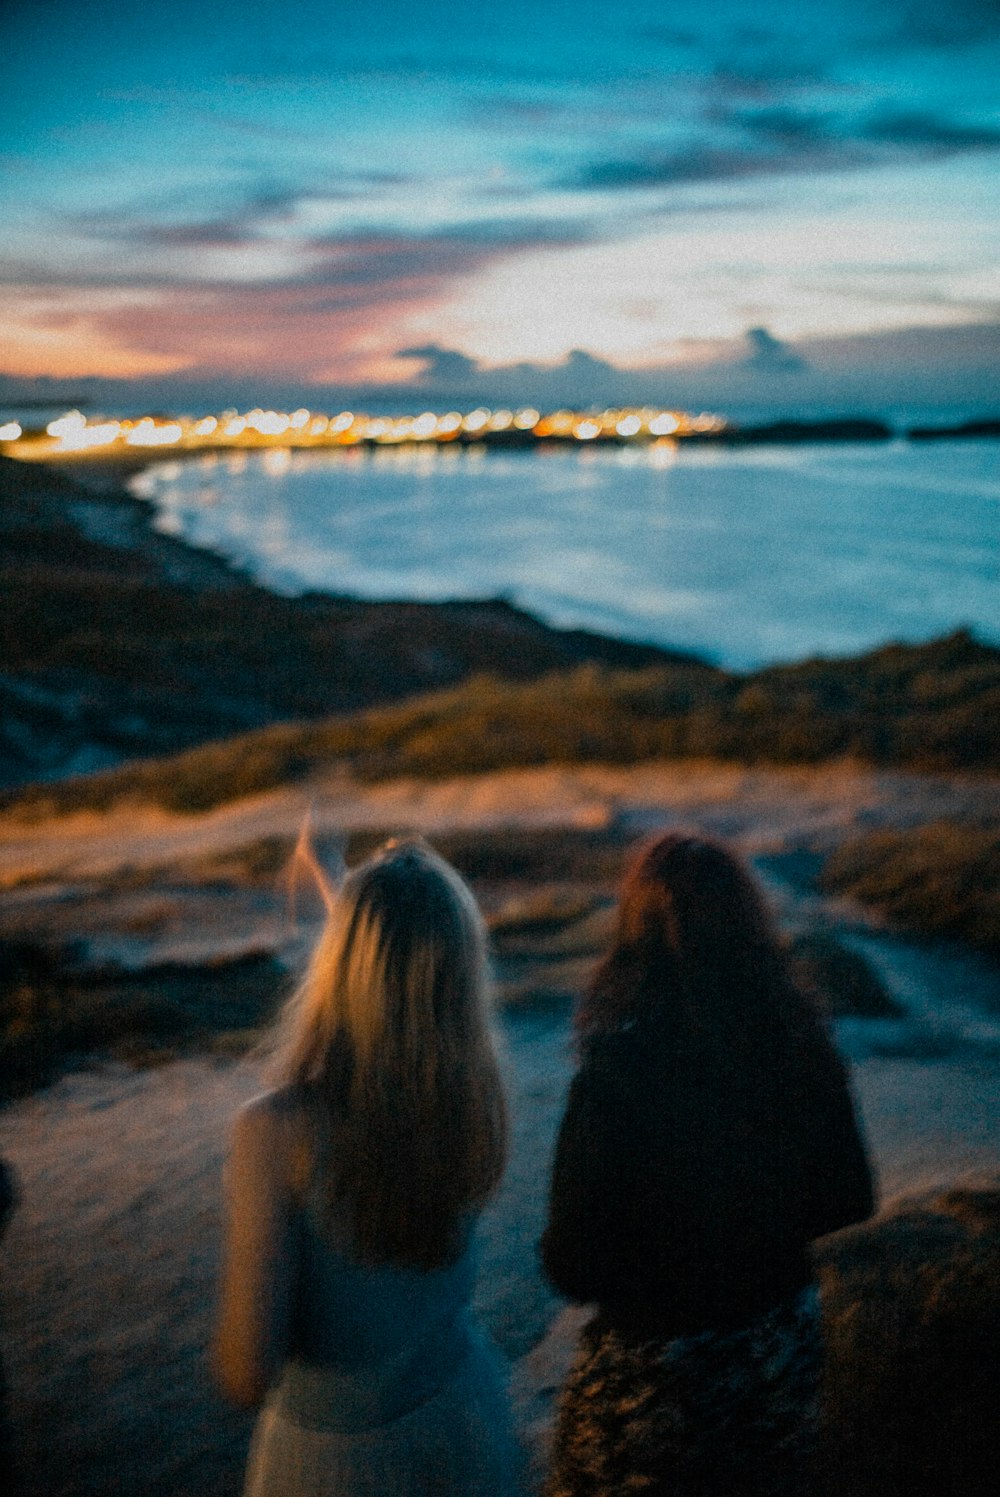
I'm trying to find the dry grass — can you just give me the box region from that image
[1,451,693,787]
[5,630,997,824]
[821,820,1000,957]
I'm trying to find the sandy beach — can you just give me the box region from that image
[2,758,1000,1495]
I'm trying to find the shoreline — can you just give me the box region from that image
[8,444,997,803]
[0,452,697,789]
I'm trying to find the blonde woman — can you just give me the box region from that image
[214,840,522,1497]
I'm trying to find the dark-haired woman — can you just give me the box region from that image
[214,841,523,1497]
[542,832,874,1497]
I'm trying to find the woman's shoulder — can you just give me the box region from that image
[234,1085,312,1135]
[230,1087,316,1190]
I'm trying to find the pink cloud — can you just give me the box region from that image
[1,221,584,383]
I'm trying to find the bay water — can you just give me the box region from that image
[131,438,999,669]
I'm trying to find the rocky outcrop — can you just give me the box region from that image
[515,1177,1000,1496]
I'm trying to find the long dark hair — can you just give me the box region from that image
[578,831,836,1089]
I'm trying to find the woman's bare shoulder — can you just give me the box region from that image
[238,1085,311,1125]
[231,1087,314,1167]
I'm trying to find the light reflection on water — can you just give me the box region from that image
[130,441,1000,669]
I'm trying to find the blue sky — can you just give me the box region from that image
[2,0,998,411]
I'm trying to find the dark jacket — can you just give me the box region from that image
[541,1022,874,1341]
[0,1158,16,1243]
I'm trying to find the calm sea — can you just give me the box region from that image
[130,439,1000,670]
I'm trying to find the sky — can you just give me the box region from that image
[2,0,999,414]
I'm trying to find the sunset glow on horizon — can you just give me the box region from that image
[2,0,998,413]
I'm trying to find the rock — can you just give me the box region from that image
[816,1175,1000,1496]
[515,1177,1000,1497]
[788,931,902,1017]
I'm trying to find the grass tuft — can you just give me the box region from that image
[820,820,1000,957]
[4,631,998,822]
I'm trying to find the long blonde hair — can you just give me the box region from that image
[271,839,507,1269]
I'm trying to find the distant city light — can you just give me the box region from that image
[247,411,290,436]
[125,419,183,446]
[79,421,121,447]
[47,410,87,439]
[536,410,574,436]
[0,400,725,461]
[40,411,122,450]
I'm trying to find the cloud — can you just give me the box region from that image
[0,206,601,385]
[377,344,653,408]
[131,220,254,250]
[291,218,593,299]
[740,327,807,373]
[221,48,571,92]
[298,233,502,293]
[377,320,999,413]
[863,111,1000,152]
[342,343,634,409]
[563,95,1000,193]
[640,24,702,49]
[4,317,998,418]
[61,172,418,251]
[395,345,480,383]
[875,0,1000,49]
[804,317,1000,373]
[567,145,777,191]
[564,130,865,191]
[1,187,595,315]
[644,2,1000,75]
[735,108,834,145]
